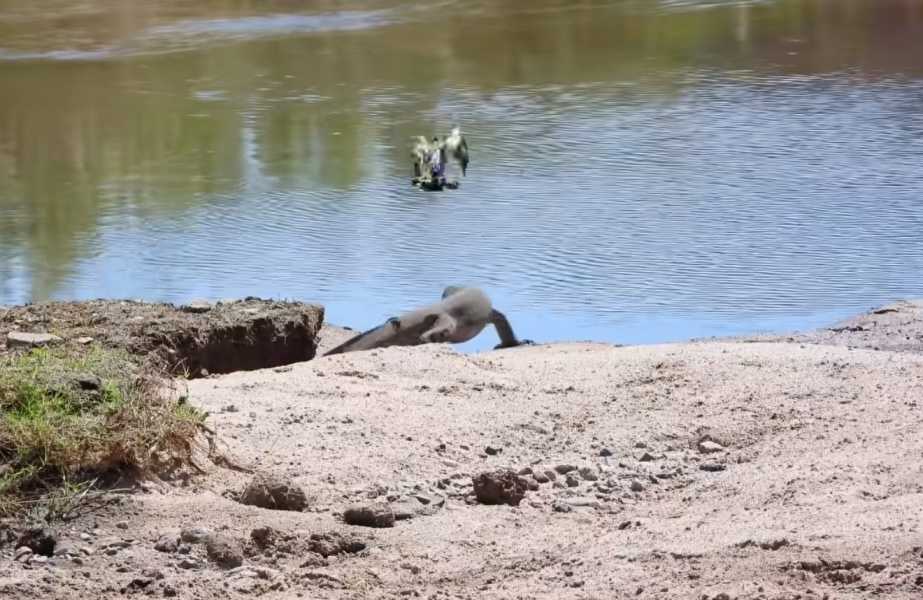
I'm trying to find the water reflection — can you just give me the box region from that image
[1,0,922,348]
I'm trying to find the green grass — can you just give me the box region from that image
[0,345,205,518]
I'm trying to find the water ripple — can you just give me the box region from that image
[0,8,398,62]
[4,6,923,349]
[144,10,396,42]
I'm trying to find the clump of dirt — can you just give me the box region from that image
[308,532,366,557]
[205,533,244,569]
[788,558,887,585]
[239,472,310,511]
[736,538,790,551]
[342,503,395,528]
[472,469,530,506]
[248,527,365,559]
[0,298,324,378]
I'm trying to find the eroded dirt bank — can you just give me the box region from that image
[1,301,922,599]
[0,298,324,377]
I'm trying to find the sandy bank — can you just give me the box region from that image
[1,301,921,599]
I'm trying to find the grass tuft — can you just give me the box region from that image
[0,345,205,518]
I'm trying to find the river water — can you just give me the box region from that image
[1,0,922,350]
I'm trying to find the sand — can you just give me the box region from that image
[1,301,922,599]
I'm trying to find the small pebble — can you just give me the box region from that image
[630,480,645,492]
[698,440,725,454]
[343,503,396,528]
[154,535,178,553]
[180,527,212,544]
[566,497,600,509]
[578,466,598,481]
[205,534,244,569]
[14,547,33,562]
[700,463,727,472]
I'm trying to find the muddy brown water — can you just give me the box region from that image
[1,0,922,351]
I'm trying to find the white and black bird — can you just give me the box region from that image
[442,126,469,176]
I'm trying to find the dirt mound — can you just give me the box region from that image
[0,298,324,377]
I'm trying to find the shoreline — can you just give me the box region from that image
[4,297,921,363]
[241,297,923,360]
